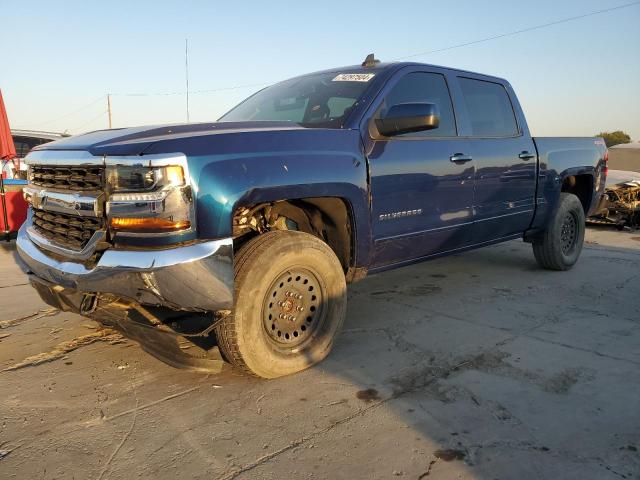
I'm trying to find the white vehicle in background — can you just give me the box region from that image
[5,130,68,179]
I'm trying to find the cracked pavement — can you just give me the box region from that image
[1,227,639,479]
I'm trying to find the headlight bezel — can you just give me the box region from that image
[105,154,196,238]
[107,165,186,193]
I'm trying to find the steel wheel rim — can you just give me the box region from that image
[560,212,578,255]
[262,267,326,352]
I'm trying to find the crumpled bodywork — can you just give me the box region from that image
[589,170,640,229]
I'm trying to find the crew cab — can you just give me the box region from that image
[15,56,608,377]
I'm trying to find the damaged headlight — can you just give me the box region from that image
[108,165,185,192]
[106,154,194,235]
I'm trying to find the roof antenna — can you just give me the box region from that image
[362,53,380,68]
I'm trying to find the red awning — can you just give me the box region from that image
[0,89,16,161]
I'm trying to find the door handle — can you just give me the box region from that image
[519,151,536,160]
[450,153,473,163]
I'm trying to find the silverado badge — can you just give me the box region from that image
[379,209,423,221]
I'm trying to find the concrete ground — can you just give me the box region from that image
[1,227,639,480]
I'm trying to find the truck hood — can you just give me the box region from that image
[32,121,313,157]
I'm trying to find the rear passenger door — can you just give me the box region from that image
[455,76,537,241]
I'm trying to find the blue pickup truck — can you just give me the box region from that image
[16,56,608,377]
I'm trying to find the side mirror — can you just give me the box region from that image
[375,102,440,137]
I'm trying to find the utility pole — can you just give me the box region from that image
[185,39,190,123]
[107,94,112,129]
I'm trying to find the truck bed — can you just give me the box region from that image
[529,137,607,232]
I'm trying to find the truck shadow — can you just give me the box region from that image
[303,238,640,478]
[82,236,639,478]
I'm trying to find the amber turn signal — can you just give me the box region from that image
[110,217,191,232]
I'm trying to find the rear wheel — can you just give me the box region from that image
[215,231,347,378]
[532,192,585,271]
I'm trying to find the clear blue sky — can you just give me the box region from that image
[1,0,639,139]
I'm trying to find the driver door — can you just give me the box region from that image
[364,69,476,268]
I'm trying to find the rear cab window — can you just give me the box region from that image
[458,77,519,137]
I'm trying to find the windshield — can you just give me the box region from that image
[219,71,375,128]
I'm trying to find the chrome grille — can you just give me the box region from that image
[32,209,104,250]
[29,165,104,191]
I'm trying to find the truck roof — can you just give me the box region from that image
[292,61,509,85]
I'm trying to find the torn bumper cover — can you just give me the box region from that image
[15,222,234,312]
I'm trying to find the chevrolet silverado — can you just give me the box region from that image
[15,56,608,377]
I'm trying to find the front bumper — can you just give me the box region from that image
[16,222,234,312]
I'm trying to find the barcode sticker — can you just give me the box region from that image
[332,73,376,82]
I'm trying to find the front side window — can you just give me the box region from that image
[219,72,374,128]
[378,72,457,137]
[458,77,519,137]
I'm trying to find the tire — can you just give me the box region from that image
[215,230,347,378]
[532,192,585,271]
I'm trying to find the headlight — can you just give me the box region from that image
[105,154,194,236]
[108,165,185,192]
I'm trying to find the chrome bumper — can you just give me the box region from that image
[15,222,234,312]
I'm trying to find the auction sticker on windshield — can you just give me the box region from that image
[332,73,375,82]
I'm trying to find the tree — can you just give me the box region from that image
[597,131,631,148]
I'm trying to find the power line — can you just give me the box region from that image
[34,95,105,128]
[107,1,640,98]
[393,1,640,60]
[191,82,272,95]
[109,81,270,97]
[69,110,108,133]
[20,0,640,128]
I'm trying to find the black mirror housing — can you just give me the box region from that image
[375,102,440,137]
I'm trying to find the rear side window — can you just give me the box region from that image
[458,78,519,137]
[380,72,457,137]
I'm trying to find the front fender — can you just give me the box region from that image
[183,132,371,267]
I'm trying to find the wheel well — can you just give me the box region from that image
[561,174,593,213]
[232,197,354,275]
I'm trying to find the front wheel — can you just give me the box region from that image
[215,231,347,378]
[532,192,585,271]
